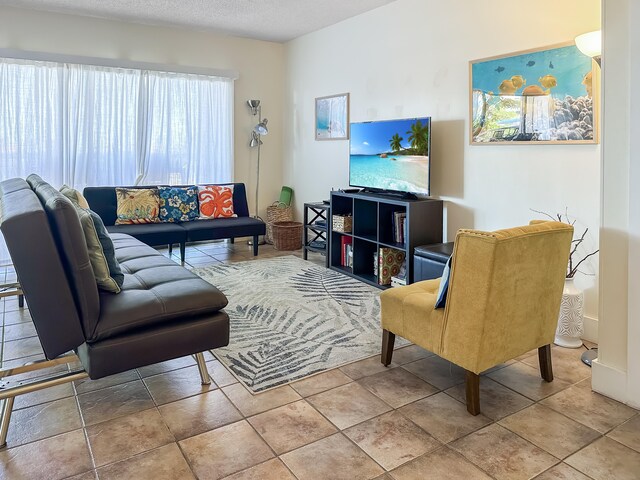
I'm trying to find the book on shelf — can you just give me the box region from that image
[377,247,406,286]
[341,236,353,267]
[391,211,407,244]
[314,219,327,227]
[346,244,354,269]
[373,251,378,277]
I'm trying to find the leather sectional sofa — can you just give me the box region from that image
[83,183,266,261]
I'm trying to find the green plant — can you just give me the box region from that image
[389,133,403,153]
[531,209,599,278]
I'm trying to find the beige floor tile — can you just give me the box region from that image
[143,364,216,405]
[340,355,398,380]
[499,404,601,459]
[2,335,43,361]
[77,379,155,426]
[158,389,243,440]
[207,359,239,387]
[451,424,558,480]
[7,396,82,447]
[390,446,492,480]
[540,384,637,433]
[344,411,441,470]
[607,414,640,452]
[2,309,31,325]
[86,408,174,467]
[488,361,572,401]
[521,347,591,384]
[290,369,353,397]
[96,444,195,480]
[179,420,274,480]
[0,429,92,480]
[67,470,98,480]
[222,383,301,417]
[390,344,434,365]
[565,436,640,480]
[358,368,438,408]
[445,377,533,420]
[2,321,36,341]
[307,382,392,430]
[534,463,592,480]
[281,432,384,480]
[74,369,140,394]
[399,392,491,443]
[14,382,74,410]
[137,355,197,377]
[221,458,296,480]
[248,400,337,454]
[401,356,466,390]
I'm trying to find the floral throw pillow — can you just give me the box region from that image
[198,185,237,219]
[115,188,160,225]
[158,186,199,222]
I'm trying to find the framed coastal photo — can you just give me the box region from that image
[470,42,598,145]
[315,93,350,140]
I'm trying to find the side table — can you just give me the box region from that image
[303,202,330,267]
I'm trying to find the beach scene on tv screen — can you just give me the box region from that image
[350,118,430,194]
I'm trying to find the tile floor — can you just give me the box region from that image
[0,241,639,480]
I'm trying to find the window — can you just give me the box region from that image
[0,58,234,190]
[0,56,234,264]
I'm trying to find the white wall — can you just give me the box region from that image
[592,0,640,408]
[284,0,601,321]
[0,6,285,220]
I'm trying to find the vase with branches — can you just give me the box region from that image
[531,209,599,348]
[531,209,599,278]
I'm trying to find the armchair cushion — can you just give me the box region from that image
[381,279,446,354]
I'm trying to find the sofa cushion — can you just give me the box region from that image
[181,216,266,241]
[90,234,228,342]
[198,185,237,219]
[75,206,124,293]
[60,185,90,209]
[106,222,186,246]
[158,186,199,223]
[115,187,161,225]
[27,174,101,338]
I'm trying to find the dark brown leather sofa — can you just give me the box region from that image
[0,175,230,446]
[83,183,266,261]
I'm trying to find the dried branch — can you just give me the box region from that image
[530,208,557,222]
[568,249,600,278]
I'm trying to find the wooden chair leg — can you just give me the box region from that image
[538,344,554,382]
[381,329,395,366]
[465,371,481,415]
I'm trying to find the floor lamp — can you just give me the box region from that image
[574,29,601,366]
[247,99,268,245]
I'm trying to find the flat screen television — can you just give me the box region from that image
[349,117,431,196]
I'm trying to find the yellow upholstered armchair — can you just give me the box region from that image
[380,221,573,415]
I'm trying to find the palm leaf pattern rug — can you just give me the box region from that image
[194,256,404,392]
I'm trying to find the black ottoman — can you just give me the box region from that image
[414,242,455,282]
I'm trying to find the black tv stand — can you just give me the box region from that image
[361,188,419,200]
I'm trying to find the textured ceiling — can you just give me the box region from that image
[0,0,397,42]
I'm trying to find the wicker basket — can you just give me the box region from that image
[332,214,353,233]
[265,202,293,244]
[272,221,303,251]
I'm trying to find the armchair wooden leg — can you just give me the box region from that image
[381,329,395,366]
[465,371,481,415]
[538,344,554,382]
[168,243,173,255]
[180,242,186,263]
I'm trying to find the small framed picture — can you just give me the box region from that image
[315,93,350,141]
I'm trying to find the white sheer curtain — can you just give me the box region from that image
[0,57,234,263]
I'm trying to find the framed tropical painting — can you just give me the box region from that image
[470,42,598,145]
[315,93,349,140]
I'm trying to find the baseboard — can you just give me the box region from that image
[592,359,629,404]
[582,315,598,343]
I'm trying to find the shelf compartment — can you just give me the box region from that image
[378,203,407,246]
[353,238,378,279]
[353,199,377,240]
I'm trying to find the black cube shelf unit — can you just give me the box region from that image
[329,191,443,289]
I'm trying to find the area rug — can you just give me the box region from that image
[194,256,402,392]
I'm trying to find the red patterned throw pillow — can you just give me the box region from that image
[198,185,237,219]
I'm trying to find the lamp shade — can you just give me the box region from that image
[249,131,263,147]
[254,118,269,136]
[575,30,601,59]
